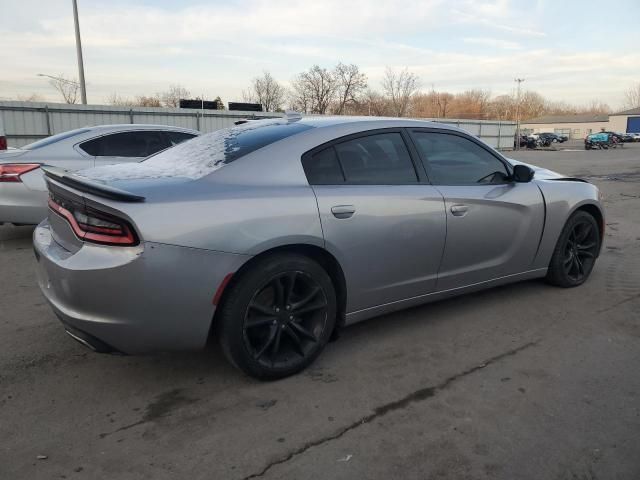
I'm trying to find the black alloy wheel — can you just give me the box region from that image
[547,211,600,287]
[218,253,337,380]
[243,271,328,369]
[561,219,599,283]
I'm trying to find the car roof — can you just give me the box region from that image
[293,115,458,131]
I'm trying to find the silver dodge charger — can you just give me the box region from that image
[34,116,604,379]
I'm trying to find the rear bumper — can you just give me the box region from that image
[0,183,48,224]
[34,220,250,354]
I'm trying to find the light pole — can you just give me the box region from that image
[72,0,87,104]
[514,78,525,150]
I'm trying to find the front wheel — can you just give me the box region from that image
[217,253,337,380]
[546,211,600,287]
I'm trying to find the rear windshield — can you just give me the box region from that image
[22,128,91,150]
[79,120,313,182]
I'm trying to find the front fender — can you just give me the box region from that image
[532,179,603,269]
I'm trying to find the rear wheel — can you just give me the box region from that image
[218,253,337,380]
[546,211,600,287]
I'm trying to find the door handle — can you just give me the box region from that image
[331,205,356,219]
[450,204,469,216]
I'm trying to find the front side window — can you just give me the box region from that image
[333,132,417,184]
[411,131,509,185]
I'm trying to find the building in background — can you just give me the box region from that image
[521,114,609,139]
[522,108,640,139]
[608,107,640,133]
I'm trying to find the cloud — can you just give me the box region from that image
[0,0,637,108]
[462,37,523,50]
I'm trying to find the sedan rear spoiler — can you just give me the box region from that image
[41,166,146,203]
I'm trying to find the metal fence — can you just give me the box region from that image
[0,101,516,149]
[425,118,516,149]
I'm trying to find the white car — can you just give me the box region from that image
[0,124,199,225]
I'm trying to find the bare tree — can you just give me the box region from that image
[623,82,640,110]
[290,65,337,114]
[333,63,368,115]
[134,95,162,107]
[363,89,391,116]
[381,67,420,117]
[451,89,491,119]
[160,84,190,108]
[106,92,134,106]
[584,100,611,114]
[434,91,454,118]
[243,71,287,112]
[49,74,79,104]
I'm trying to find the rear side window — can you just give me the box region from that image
[303,132,418,185]
[80,131,170,157]
[302,147,344,184]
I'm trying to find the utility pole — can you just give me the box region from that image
[514,78,524,150]
[72,0,87,104]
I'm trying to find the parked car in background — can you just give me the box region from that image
[584,132,622,150]
[619,133,634,143]
[0,124,199,225]
[602,131,625,144]
[0,114,6,150]
[631,133,640,142]
[555,133,569,142]
[34,116,604,379]
[539,132,566,143]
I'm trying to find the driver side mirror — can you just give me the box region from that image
[512,164,534,183]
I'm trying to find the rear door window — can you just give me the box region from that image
[334,132,418,184]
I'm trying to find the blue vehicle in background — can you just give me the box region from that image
[584,132,623,150]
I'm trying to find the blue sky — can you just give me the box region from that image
[1,0,638,109]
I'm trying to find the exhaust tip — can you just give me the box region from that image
[63,327,120,354]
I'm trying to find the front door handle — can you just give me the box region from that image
[331,205,356,219]
[450,204,469,216]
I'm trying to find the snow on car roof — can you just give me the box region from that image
[77,119,310,182]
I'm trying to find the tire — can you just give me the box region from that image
[217,253,337,380]
[546,211,600,288]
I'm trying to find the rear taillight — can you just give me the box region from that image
[0,163,40,182]
[48,197,138,246]
[0,136,7,150]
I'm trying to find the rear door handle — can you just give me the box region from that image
[331,205,356,219]
[450,204,469,216]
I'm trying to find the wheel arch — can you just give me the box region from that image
[209,243,348,341]
[570,201,605,250]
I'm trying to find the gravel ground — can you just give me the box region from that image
[1,143,639,480]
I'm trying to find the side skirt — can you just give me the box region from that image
[344,268,548,325]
